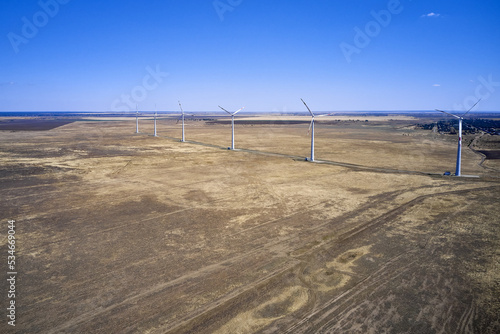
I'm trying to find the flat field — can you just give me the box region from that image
[0,116,499,333]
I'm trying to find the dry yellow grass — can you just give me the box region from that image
[0,116,498,333]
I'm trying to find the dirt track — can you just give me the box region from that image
[0,117,499,333]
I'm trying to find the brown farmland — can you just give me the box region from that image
[0,115,499,333]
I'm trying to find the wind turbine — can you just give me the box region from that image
[135,105,139,133]
[218,105,244,150]
[436,98,481,176]
[301,98,329,162]
[178,101,185,142]
[154,104,157,137]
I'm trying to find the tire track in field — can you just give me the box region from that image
[6,171,241,242]
[19,186,238,254]
[39,186,362,333]
[166,184,497,334]
[44,231,302,334]
[457,302,476,334]
[281,186,499,333]
[18,169,341,254]
[309,255,417,333]
[144,132,462,177]
[318,185,499,247]
[167,186,498,334]
[32,198,332,309]
[278,251,414,334]
[25,179,500,332]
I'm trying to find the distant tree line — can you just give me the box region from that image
[418,119,500,135]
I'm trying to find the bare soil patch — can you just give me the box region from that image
[0,118,74,131]
[478,150,500,160]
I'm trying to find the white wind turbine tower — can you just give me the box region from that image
[436,98,481,176]
[178,101,185,142]
[135,105,139,133]
[301,98,329,162]
[154,104,157,137]
[218,105,245,150]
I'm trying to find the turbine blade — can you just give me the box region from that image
[307,118,313,135]
[436,109,460,119]
[233,106,245,115]
[178,101,184,114]
[301,98,314,117]
[462,98,481,117]
[218,105,232,115]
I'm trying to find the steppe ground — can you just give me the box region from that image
[1,115,499,333]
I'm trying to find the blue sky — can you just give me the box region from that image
[1,0,499,112]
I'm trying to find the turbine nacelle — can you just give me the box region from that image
[178,101,184,115]
[219,105,245,116]
[301,99,330,133]
[435,98,481,119]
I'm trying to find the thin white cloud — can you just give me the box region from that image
[421,12,441,18]
[433,84,441,87]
